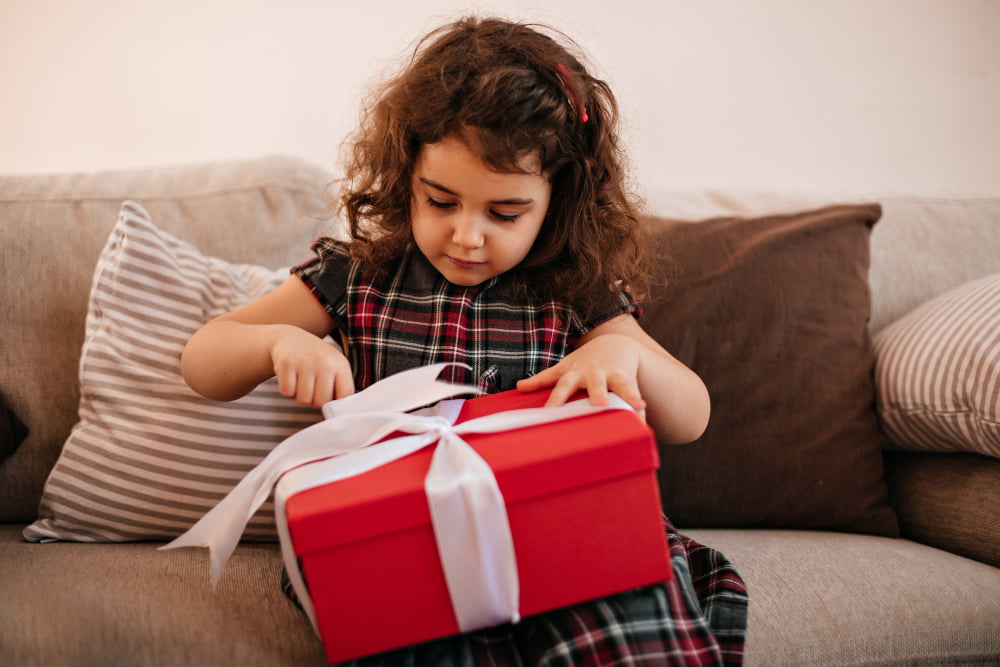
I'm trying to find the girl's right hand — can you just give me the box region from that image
[181,276,350,407]
[269,325,355,408]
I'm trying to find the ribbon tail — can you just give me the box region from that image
[160,416,390,585]
[159,456,286,586]
[425,433,520,631]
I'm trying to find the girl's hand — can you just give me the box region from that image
[517,314,711,444]
[516,333,648,421]
[269,325,355,409]
[182,275,352,408]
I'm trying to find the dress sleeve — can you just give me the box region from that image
[291,237,352,330]
[567,289,643,344]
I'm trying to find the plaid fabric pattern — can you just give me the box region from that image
[293,238,637,392]
[301,519,747,666]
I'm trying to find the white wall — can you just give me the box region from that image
[3,0,999,196]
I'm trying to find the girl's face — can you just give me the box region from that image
[411,135,551,287]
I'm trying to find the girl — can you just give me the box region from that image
[182,16,747,666]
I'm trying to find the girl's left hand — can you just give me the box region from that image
[518,314,710,444]
[516,333,648,421]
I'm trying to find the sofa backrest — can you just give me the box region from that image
[2,156,998,523]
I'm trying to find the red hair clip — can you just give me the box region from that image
[556,63,589,124]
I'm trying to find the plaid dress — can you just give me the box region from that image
[291,239,749,666]
[294,239,640,394]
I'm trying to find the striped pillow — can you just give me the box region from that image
[874,273,1000,458]
[23,202,321,542]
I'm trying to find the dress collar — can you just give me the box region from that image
[404,247,500,295]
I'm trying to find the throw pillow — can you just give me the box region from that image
[1,393,29,462]
[885,451,1000,568]
[23,202,321,542]
[873,273,999,458]
[641,203,899,536]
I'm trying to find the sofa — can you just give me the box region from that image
[1,155,998,666]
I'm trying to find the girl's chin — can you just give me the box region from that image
[434,257,493,286]
[440,271,488,287]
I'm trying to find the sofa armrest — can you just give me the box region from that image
[884,451,1000,567]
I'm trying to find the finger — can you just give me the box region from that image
[584,371,611,407]
[333,366,356,400]
[311,371,336,409]
[544,371,583,408]
[606,373,647,414]
[295,374,317,407]
[276,368,298,400]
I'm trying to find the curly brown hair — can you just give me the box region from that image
[338,16,649,317]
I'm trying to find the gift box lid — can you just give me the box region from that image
[285,388,658,556]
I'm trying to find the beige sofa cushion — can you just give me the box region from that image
[0,156,334,522]
[0,525,325,665]
[685,528,1000,666]
[7,523,997,666]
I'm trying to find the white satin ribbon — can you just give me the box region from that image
[162,362,632,635]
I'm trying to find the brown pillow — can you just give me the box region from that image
[641,204,899,536]
[885,451,1000,567]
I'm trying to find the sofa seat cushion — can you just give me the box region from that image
[4,524,997,666]
[686,529,1000,666]
[0,524,326,666]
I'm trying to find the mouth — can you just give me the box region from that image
[446,256,484,270]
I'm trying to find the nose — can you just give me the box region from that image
[451,213,485,249]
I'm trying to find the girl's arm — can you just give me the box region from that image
[181,275,354,408]
[516,314,710,445]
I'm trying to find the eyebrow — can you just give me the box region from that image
[418,177,535,206]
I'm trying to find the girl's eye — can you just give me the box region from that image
[427,197,456,210]
[426,196,519,223]
[490,210,520,223]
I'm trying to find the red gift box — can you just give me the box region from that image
[281,387,673,664]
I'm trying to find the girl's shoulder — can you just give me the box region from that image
[309,236,351,259]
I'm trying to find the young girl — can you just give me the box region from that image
[182,16,747,666]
